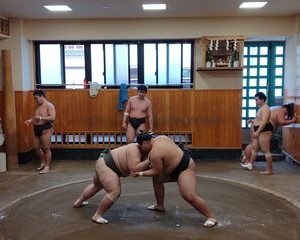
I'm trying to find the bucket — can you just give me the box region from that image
[0,152,7,172]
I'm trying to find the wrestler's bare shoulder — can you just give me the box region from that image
[46,101,55,109]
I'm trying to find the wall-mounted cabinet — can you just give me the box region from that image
[196,36,245,71]
[0,18,10,39]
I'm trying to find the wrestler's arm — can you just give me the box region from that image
[122,98,131,125]
[127,148,150,173]
[42,103,56,121]
[147,101,153,132]
[134,152,162,177]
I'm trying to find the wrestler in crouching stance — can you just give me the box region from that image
[132,132,217,228]
[73,143,150,224]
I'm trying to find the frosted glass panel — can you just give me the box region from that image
[65,44,85,89]
[158,44,167,85]
[168,44,181,84]
[40,44,62,85]
[250,47,258,55]
[249,78,257,87]
[249,57,257,66]
[243,68,247,77]
[91,44,104,84]
[275,68,283,76]
[249,99,256,107]
[249,68,257,76]
[243,78,247,87]
[275,88,282,97]
[249,109,256,118]
[260,47,268,55]
[276,57,283,65]
[105,44,115,84]
[275,78,282,86]
[259,78,267,86]
[144,44,157,85]
[115,45,129,84]
[259,57,268,65]
[243,99,246,107]
[243,58,248,66]
[249,89,257,97]
[242,120,246,128]
[243,89,247,97]
[242,109,246,118]
[259,68,268,76]
[276,46,284,55]
[244,47,248,55]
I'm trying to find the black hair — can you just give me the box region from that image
[254,92,267,102]
[137,85,147,93]
[283,103,294,120]
[137,130,153,145]
[33,89,45,98]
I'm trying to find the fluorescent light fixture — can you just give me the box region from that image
[142,4,166,10]
[44,5,72,12]
[239,2,268,8]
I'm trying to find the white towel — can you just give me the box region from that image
[89,82,102,97]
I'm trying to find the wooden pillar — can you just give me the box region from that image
[2,50,18,169]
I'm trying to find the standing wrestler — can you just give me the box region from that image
[241,92,273,175]
[73,143,150,224]
[241,104,296,164]
[24,90,56,174]
[122,85,153,143]
[132,132,217,227]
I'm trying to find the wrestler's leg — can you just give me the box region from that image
[177,160,216,227]
[39,129,52,174]
[148,175,174,211]
[259,132,273,175]
[126,123,136,143]
[74,174,103,207]
[33,134,45,171]
[92,163,121,224]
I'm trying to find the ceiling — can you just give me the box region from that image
[0,0,299,19]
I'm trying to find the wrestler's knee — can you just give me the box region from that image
[181,192,197,203]
[264,152,272,158]
[106,190,121,202]
[41,147,50,153]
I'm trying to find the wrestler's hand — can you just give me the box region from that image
[247,119,253,125]
[24,119,32,127]
[131,172,140,177]
[253,132,260,139]
[122,122,127,130]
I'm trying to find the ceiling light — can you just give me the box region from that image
[44,5,72,12]
[142,4,166,10]
[239,2,268,9]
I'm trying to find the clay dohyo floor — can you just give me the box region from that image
[0,160,300,240]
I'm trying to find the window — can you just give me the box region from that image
[35,40,193,88]
[242,42,285,128]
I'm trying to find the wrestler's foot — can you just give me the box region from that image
[73,200,89,208]
[39,166,49,174]
[240,155,246,163]
[36,162,45,171]
[260,170,273,175]
[147,204,165,212]
[241,163,253,171]
[204,218,217,228]
[92,214,108,224]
